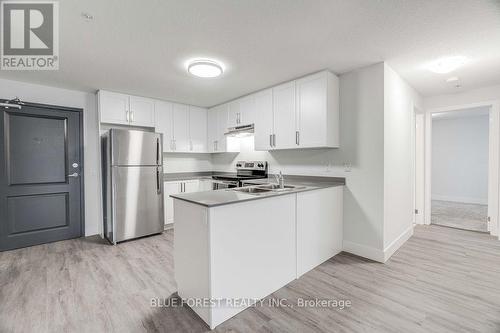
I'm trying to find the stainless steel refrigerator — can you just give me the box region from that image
[102,129,164,244]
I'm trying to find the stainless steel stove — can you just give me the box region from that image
[212,161,268,189]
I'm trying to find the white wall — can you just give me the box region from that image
[432,114,489,204]
[382,64,422,256]
[0,78,101,236]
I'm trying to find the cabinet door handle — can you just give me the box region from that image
[269,134,272,147]
[215,140,218,151]
[126,110,130,122]
[273,134,276,147]
[296,131,300,145]
[130,111,135,122]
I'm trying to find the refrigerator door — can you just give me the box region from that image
[110,129,162,166]
[112,165,164,242]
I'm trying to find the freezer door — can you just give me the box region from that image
[112,166,164,242]
[110,129,162,166]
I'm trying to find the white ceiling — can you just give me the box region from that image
[1,0,499,107]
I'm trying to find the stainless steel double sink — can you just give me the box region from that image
[231,183,304,195]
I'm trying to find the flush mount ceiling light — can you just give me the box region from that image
[187,60,223,78]
[424,56,468,74]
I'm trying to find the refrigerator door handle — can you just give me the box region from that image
[156,167,162,194]
[156,138,160,165]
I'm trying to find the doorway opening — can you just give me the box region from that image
[430,107,490,232]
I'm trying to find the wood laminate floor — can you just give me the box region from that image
[431,200,488,232]
[1,225,500,332]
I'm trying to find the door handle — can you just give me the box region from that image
[130,111,135,122]
[156,168,162,194]
[273,134,276,147]
[269,134,272,147]
[67,172,79,178]
[126,111,130,122]
[296,131,300,145]
[156,138,160,164]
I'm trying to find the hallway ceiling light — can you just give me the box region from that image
[424,56,468,74]
[187,60,224,78]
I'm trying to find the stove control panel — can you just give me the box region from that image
[236,160,268,171]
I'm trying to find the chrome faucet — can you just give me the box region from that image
[274,171,284,189]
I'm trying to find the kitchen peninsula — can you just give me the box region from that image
[172,176,344,329]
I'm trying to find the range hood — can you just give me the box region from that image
[224,124,254,137]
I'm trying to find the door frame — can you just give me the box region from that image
[413,108,425,225]
[424,101,500,238]
[1,99,86,238]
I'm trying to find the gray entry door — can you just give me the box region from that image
[0,102,83,251]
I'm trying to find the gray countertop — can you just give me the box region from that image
[170,175,345,207]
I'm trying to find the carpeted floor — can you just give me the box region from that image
[431,200,488,232]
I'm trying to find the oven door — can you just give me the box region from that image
[212,180,239,190]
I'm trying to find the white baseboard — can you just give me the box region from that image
[383,225,414,262]
[343,225,414,263]
[432,194,487,205]
[342,240,385,263]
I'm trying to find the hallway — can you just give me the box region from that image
[432,200,488,232]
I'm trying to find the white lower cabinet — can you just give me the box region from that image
[163,181,181,225]
[199,179,214,191]
[296,186,343,276]
[174,185,343,329]
[163,179,203,225]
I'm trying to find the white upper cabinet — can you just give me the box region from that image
[253,70,339,151]
[272,81,297,149]
[207,109,218,153]
[239,95,255,126]
[99,90,155,127]
[296,71,339,148]
[156,101,208,153]
[227,101,240,128]
[216,105,228,152]
[254,89,274,151]
[99,91,130,125]
[207,103,228,153]
[172,103,190,152]
[227,95,255,128]
[129,96,155,127]
[155,100,174,152]
[188,106,208,153]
